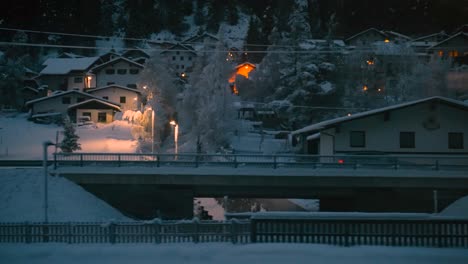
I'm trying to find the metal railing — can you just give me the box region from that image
[53,153,468,170]
[0,220,251,244]
[1,217,468,247]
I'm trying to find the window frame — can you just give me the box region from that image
[350,131,366,148]
[399,131,415,149]
[120,96,126,103]
[117,69,127,75]
[129,68,139,75]
[105,69,115,75]
[448,132,464,149]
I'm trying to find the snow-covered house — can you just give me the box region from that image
[428,31,468,64]
[182,32,219,51]
[410,32,450,53]
[25,90,120,124]
[160,43,197,76]
[346,28,410,46]
[90,57,144,90]
[229,62,256,94]
[97,51,122,64]
[291,96,468,155]
[36,57,100,92]
[87,84,142,111]
[121,48,151,64]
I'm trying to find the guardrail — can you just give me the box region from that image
[1,217,467,247]
[0,220,251,244]
[52,153,468,170]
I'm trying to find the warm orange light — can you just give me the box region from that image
[363,85,368,91]
[366,60,374,65]
[438,50,443,57]
[181,72,186,78]
[378,88,382,92]
[170,120,177,126]
[384,39,390,43]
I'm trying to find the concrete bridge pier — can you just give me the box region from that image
[80,184,194,220]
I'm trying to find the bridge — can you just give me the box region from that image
[49,153,468,219]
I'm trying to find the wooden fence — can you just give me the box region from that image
[0,220,251,244]
[251,218,468,247]
[1,218,468,248]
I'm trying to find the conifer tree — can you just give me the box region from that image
[60,117,81,153]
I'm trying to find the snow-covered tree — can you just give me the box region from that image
[180,45,239,152]
[60,117,81,153]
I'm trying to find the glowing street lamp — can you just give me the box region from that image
[170,120,178,160]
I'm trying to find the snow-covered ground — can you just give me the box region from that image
[0,113,138,159]
[1,243,467,264]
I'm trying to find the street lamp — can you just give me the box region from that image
[43,140,55,223]
[170,120,178,160]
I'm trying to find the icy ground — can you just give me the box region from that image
[1,243,467,264]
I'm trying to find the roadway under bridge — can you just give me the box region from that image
[51,158,468,219]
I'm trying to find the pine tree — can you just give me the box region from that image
[60,117,81,153]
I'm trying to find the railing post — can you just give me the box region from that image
[80,153,83,167]
[157,155,160,167]
[154,222,161,244]
[108,222,116,244]
[273,155,277,169]
[195,154,199,168]
[435,160,439,171]
[24,222,31,243]
[53,153,57,170]
[118,154,121,167]
[250,219,257,243]
[231,220,238,244]
[193,221,199,243]
[344,222,350,247]
[233,155,238,168]
[42,223,49,243]
[67,222,73,244]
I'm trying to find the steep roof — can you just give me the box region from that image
[292,96,468,136]
[90,57,145,73]
[428,32,468,50]
[68,99,121,111]
[121,48,151,59]
[87,84,142,94]
[346,28,388,42]
[40,57,100,75]
[412,32,449,42]
[25,90,117,106]
[182,32,219,44]
[160,43,197,55]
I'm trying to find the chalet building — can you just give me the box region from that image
[36,57,100,92]
[292,96,468,155]
[229,62,256,95]
[160,43,196,76]
[121,48,151,64]
[25,90,120,124]
[346,28,411,46]
[428,31,468,64]
[410,32,450,54]
[90,57,144,90]
[87,84,142,111]
[98,51,122,64]
[181,32,219,51]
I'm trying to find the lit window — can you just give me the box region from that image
[438,50,444,57]
[350,131,365,148]
[362,85,368,91]
[449,132,463,149]
[400,132,415,148]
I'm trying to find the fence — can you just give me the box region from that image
[0,220,251,244]
[251,217,468,248]
[1,218,468,247]
[53,153,468,171]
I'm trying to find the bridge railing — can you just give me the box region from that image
[53,153,468,170]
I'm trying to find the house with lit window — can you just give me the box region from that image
[428,31,468,64]
[346,28,410,46]
[229,62,256,95]
[36,57,100,92]
[25,90,120,124]
[90,57,145,90]
[410,31,449,54]
[160,43,197,77]
[291,96,468,155]
[87,84,142,111]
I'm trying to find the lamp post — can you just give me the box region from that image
[43,141,54,223]
[170,120,178,160]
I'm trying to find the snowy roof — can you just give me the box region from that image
[306,132,320,141]
[428,32,468,50]
[411,32,449,42]
[25,90,116,106]
[160,43,197,55]
[58,52,85,58]
[182,32,219,44]
[90,57,144,73]
[21,86,39,93]
[87,85,142,94]
[250,211,438,220]
[345,28,387,42]
[383,31,412,41]
[40,57,100,75]
[121,48,151,59]
[292,96,468,136]
[68,98,121,111]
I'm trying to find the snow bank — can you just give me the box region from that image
[439,195,468,218]
[0,168,131,222]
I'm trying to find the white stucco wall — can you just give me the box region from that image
[89,88,141,111]
[163,50,195,74]
[95,61,143,88]
[320,102,468,154]
[31,93,93,115]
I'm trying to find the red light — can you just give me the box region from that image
[338,159,344,164]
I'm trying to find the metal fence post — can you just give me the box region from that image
[273,155,277,169]
[80,154,83,167]
[231,220,238,244]
[157,155,160,167]
[24,222,31,243]
[108,223,116,244]
[53,153,57,170]
[193,221,199,243]
[118,154,121,167]
[154,222,161,244]
[233,155,238,168]
[250,219,257,243]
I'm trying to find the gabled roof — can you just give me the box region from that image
[412,32,449,42]
[58,52,85,58]
[87,84,142,94]
[383,31,412,41]
[40,57,100,75]
[428,32,468,50]
[160,43,197,55]
[235,62,256,69]
[68,98,121,111]
[25,90,115,106]
[90,57,145,73]
[346,28,388,42]
[121,48,151,59]
[292,96,468,136]
[182,32,219,44]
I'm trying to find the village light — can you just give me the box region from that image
[384,39,390,43]
[170,120,178,160]
[378,88,382,92]
[143,85,147,89]
[363,85,368,91]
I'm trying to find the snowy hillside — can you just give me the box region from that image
[0,168,132,222]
